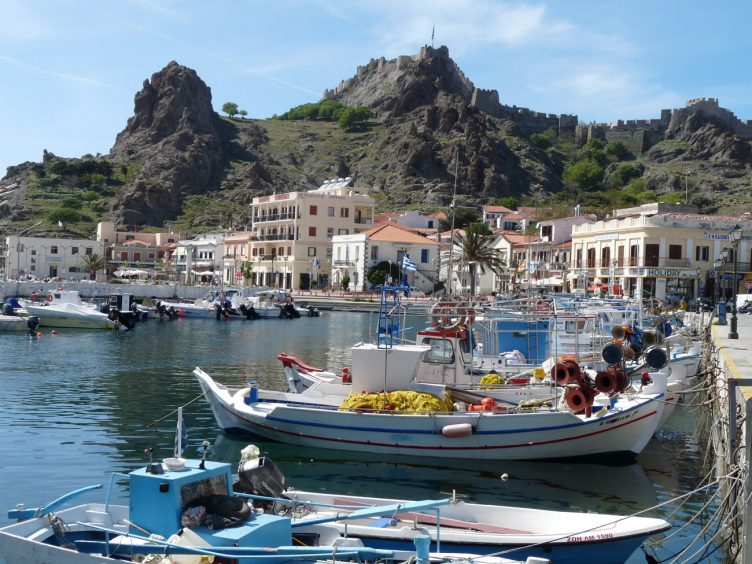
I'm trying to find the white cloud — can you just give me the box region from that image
[0,55,116,89]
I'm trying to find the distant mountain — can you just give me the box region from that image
[1,45,750,239]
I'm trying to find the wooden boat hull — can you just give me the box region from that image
[195,368,664,461]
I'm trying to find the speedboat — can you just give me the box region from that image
[0,433,545,564]
[0,313,40,333]
[23,290,121,330]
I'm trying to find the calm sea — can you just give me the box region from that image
[0,311,723,562]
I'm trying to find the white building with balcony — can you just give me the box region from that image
[173,234,225,285]
[249,178,375,290]
[331,222,439,292]
[96,221,182,280]
[571,203,752,301]
[5,236,104,281]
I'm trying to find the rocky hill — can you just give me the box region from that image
[1,45,751,239]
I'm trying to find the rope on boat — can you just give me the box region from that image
[146,391,207,428]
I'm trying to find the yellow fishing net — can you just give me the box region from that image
[340,390,453,412]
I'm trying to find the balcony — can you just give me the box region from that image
[256,233,295,241]
[333,259,356,266]
[252,213,299,223]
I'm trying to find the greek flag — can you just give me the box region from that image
[174,407,188,458]
[402,254,417,272]
[314,258,320,270]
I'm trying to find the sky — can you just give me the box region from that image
[1,0,751,175]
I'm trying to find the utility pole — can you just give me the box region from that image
[447,148,459,295]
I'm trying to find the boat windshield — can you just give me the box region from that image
[422,338,455,364]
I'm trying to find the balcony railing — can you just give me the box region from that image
[256,233,295,241]
[333,259,356,266]
[253,213,300,223]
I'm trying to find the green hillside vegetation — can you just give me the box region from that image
[17,156,136,237]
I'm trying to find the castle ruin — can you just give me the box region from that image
[323,47,750,152]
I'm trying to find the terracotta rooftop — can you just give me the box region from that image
[364,221,439,245]
[484,205,513,214]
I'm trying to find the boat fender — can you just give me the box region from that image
[480,397,496,411]
[551,362,571,386]
[342,367,351,383]
[441,423,473,438]
[46,293,54,303]
[565,385,596,414]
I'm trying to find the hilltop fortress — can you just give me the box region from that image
[323,46,751,154]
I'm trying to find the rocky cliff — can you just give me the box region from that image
[0,46,750,239]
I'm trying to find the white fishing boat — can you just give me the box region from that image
[229,446,670,564]
[23,290,120,330]
[195,363,666,461]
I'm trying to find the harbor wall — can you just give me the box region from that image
[0,281,209,301]
[706,314,752,562]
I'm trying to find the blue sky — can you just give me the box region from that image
[1,0,750,175]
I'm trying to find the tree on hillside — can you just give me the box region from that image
[449,223,505,297]
[606,140,632,160]
[339,106,373,130]
[563,160,604,192]
[222,102,239,118]
[490,196,519,210]
[80,253,105,281]
[238,109,248,119]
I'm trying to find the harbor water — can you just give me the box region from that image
[0,311,723,562]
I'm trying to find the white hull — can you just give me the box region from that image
[0,315,33,331]
[24,305,117,329]
[195,368,664,461]
[287,490,670,564]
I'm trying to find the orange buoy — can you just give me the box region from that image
[51,330,58,335]
[36,332,43,337]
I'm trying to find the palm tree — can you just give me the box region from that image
[80,253,105,281]
[450,223,505,297]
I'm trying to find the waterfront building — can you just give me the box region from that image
[173,233,224,285]
[331,221,439,292]
[221,231,253,286]
[571,203,752,301]
[249,178,375,290]
[5,235,103,281]
[96,222,182,280]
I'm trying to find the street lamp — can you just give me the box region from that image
[728,224,743,339]
[713,257,725,324]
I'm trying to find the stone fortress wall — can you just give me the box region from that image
[576,98,752,154]
[323,47,749,152]
[323,45,578,136]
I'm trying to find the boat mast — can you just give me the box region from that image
[447,148,459,296]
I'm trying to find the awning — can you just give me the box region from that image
[114,269,149,277]
[191,270,219,276]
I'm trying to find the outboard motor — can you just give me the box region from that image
[233,456,286,512]
[2,303,14,316]
[240,304,260,320]
[26,316,40,334]
[306,305,320,317]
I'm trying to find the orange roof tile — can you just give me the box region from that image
[364,221,439,245]
[484,205,512,213]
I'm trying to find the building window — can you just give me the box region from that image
[309,227,317,237]
[252,248,258,256]
[307,247,317,257]
[428,220,434,228]
[371,246,378,260]
[541,225,553,240]
[168,238,175,243]
[31,249,36,255]
[126,235,134,241]
[133,253,141,262]
[310,205,318,215]
[601,247,610,265]
[51,246,58,254]
[326,248,332,258]
[328,206,335,217]
[71,247,79,255]
[327,228,333,239]
[695,246,709,261]
[668,245,682,260]
[338,229,349,235]
[421,249,429,263]
[120,252,128,261]
[340,208,349,218]
[287,246,291,255]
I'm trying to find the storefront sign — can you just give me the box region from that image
[638,268,697,278]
